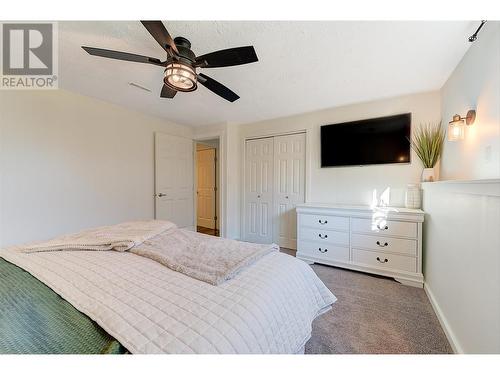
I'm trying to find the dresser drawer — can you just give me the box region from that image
[298,241,349,263]
[351,218,417,238]
[299,227,349,246]
[299,214,349,231]
[351,233,416,256]
[352,248,416,273]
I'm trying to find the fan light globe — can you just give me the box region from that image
[164,63,197,92]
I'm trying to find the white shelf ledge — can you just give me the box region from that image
[422,178,500,197]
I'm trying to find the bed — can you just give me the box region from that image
[0,221,336,354]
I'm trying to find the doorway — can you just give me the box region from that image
[196,139,220,237]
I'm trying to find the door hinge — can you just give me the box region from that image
[214,156,218,162]
[214,186,217,192]
[214,216,218,221]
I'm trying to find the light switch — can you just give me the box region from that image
[485,145,492,162]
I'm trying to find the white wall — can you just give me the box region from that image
[0,89,192,247]
[440,22,500,180]
[226,123,242,239]
[422,22,500,354]
[238,91,441,208]
[422,180,500,353]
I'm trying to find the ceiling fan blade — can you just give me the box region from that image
[140,21,179,56]
[160,84,177,99]
[198,73,239,102]
[195,46,258,68]
[82,46,164,66]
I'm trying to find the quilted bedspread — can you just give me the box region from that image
[0,257,127,354]
[0,246,336,354]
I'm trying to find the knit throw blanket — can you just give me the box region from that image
[130,228,279,285]
[13,221,278,285]
[15,220,176,253]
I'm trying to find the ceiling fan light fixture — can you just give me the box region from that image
[164,62,197,92]
[83,22,258,102]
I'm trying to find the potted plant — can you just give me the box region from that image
[409,122,445,182]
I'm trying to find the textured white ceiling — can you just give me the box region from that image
[58,21,476,127]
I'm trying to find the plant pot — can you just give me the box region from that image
[422,167,436,182]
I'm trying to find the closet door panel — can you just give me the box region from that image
[245,138,274,244]
[273,133,306,249]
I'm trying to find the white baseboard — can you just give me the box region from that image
[424,283,463,354]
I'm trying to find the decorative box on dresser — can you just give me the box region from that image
[296,203,425,287]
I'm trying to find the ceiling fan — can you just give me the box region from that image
[82,21,258,102]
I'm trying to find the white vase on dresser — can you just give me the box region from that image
[296,203,425,287]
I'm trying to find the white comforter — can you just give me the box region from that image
[0,247,336,354]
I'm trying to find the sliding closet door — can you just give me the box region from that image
[273,133,306,249]
[244,138,274,244]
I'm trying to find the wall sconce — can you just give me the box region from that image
[448,109,476,141]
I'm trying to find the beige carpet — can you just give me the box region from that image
[280,249,452,354]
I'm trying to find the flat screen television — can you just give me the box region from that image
[320,113,411,167]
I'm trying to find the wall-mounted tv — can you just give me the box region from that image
[320,113,411,167]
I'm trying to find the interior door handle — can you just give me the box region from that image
[157,193,167,197]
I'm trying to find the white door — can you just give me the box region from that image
[155,133,194,229]
[244,138,274,244]
[197,148,216,229]
[273,133,306,249]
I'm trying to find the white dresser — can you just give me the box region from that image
[296,203,424,287]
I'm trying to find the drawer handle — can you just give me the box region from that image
[377,224,389,230]
[318,248,328,253]
[376,241,388,247]
[318,219,328,225]
[318,234,328,239]
[376,257,389,263]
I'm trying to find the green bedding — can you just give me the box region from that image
[0,257,128,354]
